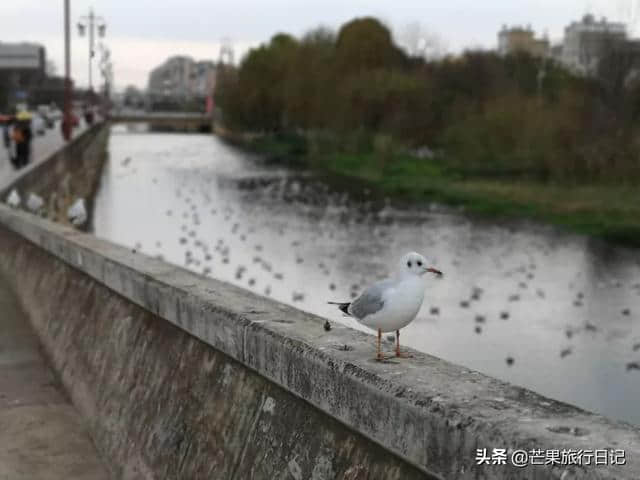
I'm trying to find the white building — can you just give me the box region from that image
[562,14,627,75]
[147,56,216,100]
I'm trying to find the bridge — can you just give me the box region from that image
[110,111,213,132]
[0,123,638,479]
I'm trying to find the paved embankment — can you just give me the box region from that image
[0,271,110,480]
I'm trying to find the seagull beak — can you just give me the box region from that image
[426,267,443,276]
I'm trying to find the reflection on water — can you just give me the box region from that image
[93,127,640,426]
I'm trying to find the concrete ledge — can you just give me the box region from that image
[0,123,109,229]
[0,205,638,479]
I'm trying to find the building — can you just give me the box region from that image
[498,25,549,57]
[0,42,46,109]
[147,56,216,111]
[191,60,216,98]
[561,14,627,75]
[147,56,194,99]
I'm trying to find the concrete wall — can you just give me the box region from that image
[0,123,109,229]
[0,126,639,479]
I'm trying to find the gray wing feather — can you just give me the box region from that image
[349,279,395,319]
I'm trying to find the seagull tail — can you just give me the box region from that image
[327,301,351,316]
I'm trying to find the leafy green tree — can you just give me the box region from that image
[334,17,407,74]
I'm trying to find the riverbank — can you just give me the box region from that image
[218,128,640,247]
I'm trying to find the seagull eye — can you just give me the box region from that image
[407,261,412,268]
[417,261,423,267]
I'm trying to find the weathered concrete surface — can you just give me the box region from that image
[0,271,110,480]
[0,122,108,229]
[0,205,638,480]
[0,222,430,480]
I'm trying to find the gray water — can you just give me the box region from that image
[94,126,640,426]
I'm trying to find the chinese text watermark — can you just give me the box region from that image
[475,448,626,467]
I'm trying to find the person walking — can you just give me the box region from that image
[13,111,33,169]
[1,114,16,168]
[2,117,10,149]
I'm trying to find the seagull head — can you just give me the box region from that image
[399,252,442,278]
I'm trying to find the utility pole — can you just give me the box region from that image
[62,0,72,141]
[77,8,106,93]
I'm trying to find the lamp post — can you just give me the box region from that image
[62,0,72,141]
[77,8,106,94]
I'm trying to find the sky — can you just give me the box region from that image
[1,0,638,90]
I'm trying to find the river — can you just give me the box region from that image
[93,126,640,426]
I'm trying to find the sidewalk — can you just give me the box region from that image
[0,124,86,193]
[0,271,110,480]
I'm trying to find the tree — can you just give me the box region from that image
[335,17,406,74]
[284,27,336,129]
[397,22,447,61]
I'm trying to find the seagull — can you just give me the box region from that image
[6,189,21,208]
[329,252,442,361]
[26,193,44,213]
[67,198,87,226]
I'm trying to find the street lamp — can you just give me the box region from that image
[77,8,106,93]
[62,0,72,141]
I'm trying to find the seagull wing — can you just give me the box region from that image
[349,278,395,320]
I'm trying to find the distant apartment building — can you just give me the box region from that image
[498,25,549,57]
[0,42,46,109]
[147,56,216,110]
[561,14,627,75]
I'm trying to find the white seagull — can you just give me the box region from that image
[26,193,44,213]
[329,252,442,361]
[6,189,21,208]
[67,198,87,226]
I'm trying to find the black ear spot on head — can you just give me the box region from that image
[407,261,412,267]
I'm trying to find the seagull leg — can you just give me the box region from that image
[395,330,413,358]
[375,328,390,361]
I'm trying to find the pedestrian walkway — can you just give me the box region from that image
[0,272,110,480]
[0,124,87,193]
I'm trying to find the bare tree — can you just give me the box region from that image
[396,21,447,61]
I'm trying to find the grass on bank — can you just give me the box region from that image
[242,133,640,247]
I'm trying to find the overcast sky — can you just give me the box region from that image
[1,0,637,90]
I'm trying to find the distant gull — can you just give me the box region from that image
[329,252,442,361]
[67,198,87,226]
[6,189,21,208]
[26,193,44,213]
